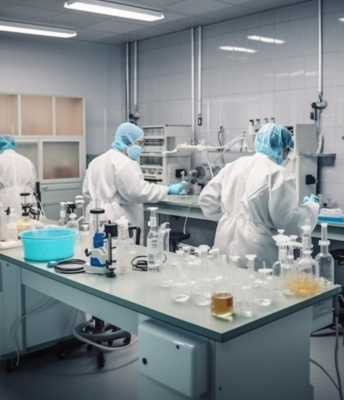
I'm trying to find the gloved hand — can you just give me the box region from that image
[310,194,319,204]
[167,183,183,195]
[301,194,319,205]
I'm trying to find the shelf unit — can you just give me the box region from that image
[0,93,86,219]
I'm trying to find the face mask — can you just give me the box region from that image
[127,144,142,161]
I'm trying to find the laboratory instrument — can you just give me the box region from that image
[211,254,233,318]
[140,125,191,184]
[315,223,334,291]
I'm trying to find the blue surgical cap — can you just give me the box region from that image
[111,123,144,151]
[0,135,16,153]
[254,123,294,164]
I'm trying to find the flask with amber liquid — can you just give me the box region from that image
[211,253,233,319]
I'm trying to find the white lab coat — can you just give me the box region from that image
[0,149,36,216]
[82,149,168,241]
[198,153,320,268]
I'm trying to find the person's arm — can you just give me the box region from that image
[115,161,168,204]
[268,174,320,236]
[198,168,225,221]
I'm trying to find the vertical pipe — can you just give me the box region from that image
[318,0,322,98]
[126,42,130,122]
[134,41,138,114]
[191,28,195,144]
[197,25,202,126]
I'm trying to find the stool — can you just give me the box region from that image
[169,231,191,252]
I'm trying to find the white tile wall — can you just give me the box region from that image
[136,0,344,206]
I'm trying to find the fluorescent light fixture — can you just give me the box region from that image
[0,20,76,38]
[248,35,285,44]
[339,18,344,21]
[220,46,256,53]
[64,0,164,22]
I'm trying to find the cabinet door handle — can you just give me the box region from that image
[41,186,49,190]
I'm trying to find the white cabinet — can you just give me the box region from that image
[0,93,86,219]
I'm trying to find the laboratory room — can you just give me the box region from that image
[1,0,344,399]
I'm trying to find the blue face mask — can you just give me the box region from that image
[127,144,142,161]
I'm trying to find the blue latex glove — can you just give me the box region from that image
[301,196,310,205]
[167,183,183,195]
[310,194,319,204]
[301,194,319,205]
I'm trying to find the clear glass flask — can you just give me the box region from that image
[229,255,241,306]
[315,223,334,291]
[211,254,233,318]
[272,243,288,294]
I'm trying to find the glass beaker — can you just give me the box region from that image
[254,268,273,306]
[240,284,254,317]
[211,254,233,318]
[193,245,212,306]
[172,250,190,302]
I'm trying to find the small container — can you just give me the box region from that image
[172,250,190,302]
[211,255,233,319]
[254,268,273,306]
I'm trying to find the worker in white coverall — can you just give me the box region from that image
[83,122,183,241]
[0,134,37,217]
[198,123,320,268]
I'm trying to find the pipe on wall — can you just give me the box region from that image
[191,27,195,144]
[134,41,138,115]
[126,42,130,122]
[197,25,202,127]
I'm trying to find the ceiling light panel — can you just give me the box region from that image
[64,0,165,22]
[220,46,256,53]
[248,35,285,44]
[0,20,77,38]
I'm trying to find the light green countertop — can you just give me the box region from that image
[0,243,340,343]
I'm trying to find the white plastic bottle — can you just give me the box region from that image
[6,208,18,241]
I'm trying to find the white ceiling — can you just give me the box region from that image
[0,0,309,45]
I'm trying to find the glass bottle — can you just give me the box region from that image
[293,250,319,295]
[117,218,130,273]
[314,223,334,291]
[193,245,212,306]
[172,250,190,302]
[147,207,161,272]
[254,268,273,306]
[211,254,233,318]
[272,243,288,294]
[229,255,240,307]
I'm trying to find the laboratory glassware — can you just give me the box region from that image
[211,253,233,318]
[239,254,257,317]
[6,208,18,241]
[160,227,172,287]
[229,255,241,306]
[254,267,273,306]
[314,223,334,291]
[117,217,131,273]
[67,213,79,230]
[272,243,288,294]
[147,207,162,272]
[193,245,212,306]
[287,225,319,296]
[172,250,190,302]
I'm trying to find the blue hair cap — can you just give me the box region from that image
[111,123,144,151]
[254,123,294,164]
[0,134,16,153]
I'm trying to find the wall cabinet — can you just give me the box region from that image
[0,93,86,219]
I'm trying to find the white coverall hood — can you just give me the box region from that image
[198,153,319,268]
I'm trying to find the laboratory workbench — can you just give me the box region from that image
[0,242,341,400]
[146,195,344,241]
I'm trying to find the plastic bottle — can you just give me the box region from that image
[314,223,334,291]
[147,207,161,272]
[117,217,130,273]
[6,208,18,241]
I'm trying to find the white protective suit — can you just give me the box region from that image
[0,149,36,216]
[82,149,168,241]
[199,153,320,268]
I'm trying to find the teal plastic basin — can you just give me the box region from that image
[19,228,78,261]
